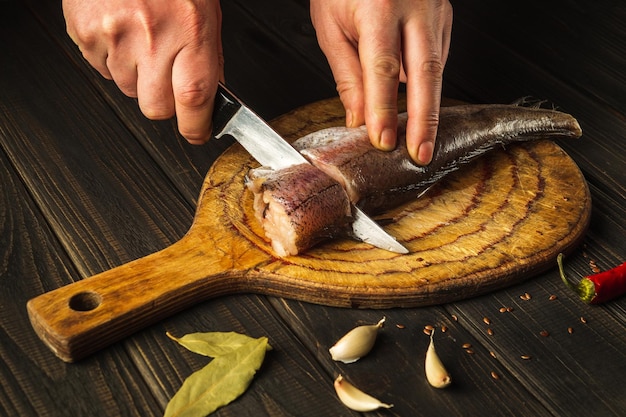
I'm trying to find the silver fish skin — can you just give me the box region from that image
[295,105,582,214]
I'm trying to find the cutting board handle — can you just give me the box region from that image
[26,233,248,362]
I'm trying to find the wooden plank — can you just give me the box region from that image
[1,2,366,416]
[0,135,164,416]
[270,299,554,416]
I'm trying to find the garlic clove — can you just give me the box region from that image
[425,329,452,388]
[333,375,393,412]
[329,317,385,363]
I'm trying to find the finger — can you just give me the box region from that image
[105,49,139,97]
[82,48,114,80]
[100,20,139,98]
[441,3,453,65]
[358,17,401,151]
[402,20,446,165]
[71,26,113,80]
[317,29,364,128]
[171,42,220,144]
[65,14,113,79]
[135,56,175,121]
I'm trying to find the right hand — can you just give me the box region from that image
[63,0,224,144]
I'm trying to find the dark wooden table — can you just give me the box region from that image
[2,1,625,416]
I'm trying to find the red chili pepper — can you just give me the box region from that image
[557,253,626,304]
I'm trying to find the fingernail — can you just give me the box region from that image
[417,141,434,165]
[346,109,353,127]
[379,128,396,151]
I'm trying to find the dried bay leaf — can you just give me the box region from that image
[166,331,265,357]
[164,335,271,417]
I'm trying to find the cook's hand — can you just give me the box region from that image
[63,0,223,144]
[310,0,452,165]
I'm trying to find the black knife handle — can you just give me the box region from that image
[212,83,242,138]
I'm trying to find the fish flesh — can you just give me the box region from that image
[246,104,582,256]
[246,163,352,257]
[295,105,582,214]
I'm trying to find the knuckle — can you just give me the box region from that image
[425,113,440,131]
[181,129,210,144]
[422,112,441,137]
[421,58,445,88]
[175,83,212,109]
[336,79,360,98]
[112,75,138,97]
[117,83,138,98]
[422,58,444,75]
[99,12,128,46]
[372,54,401,80]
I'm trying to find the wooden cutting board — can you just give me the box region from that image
[27,97,591,362]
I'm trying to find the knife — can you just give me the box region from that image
[211,83,408,254]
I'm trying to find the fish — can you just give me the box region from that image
[295,105,582,214]
[246,104,582,256]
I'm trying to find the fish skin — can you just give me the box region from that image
[296,105,582,214]
[246,163,352,257]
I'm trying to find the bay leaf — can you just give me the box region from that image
[164,336,270,417]
[167,331,270,357]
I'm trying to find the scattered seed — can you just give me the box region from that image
[589,260,600,273]
[489,351,497,359]
[539,330,549,337]
[491,371,500,380]
[499,307,507,313]
[451,314,458,322]
[520,355,532,360]
[506,307,514,312]
[396,324,405,329]
[465,349,474,354]
[423,328,432,336]
[441,325,448,333]
[424,324,435,331]
[462,343,472,349]
[549,294,558,301]
[567,327,574,334]
[580,316,587,324]
[483,317,491,325]
[487,328,494,336]
[520,292,532,301]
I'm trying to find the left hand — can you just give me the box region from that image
[310,0,453,165]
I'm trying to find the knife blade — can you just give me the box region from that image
[211,83,408,254]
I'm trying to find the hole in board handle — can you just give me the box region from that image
[68,291,102,312]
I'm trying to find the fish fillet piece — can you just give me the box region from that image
[295,105,582,214]
[246,163,352,257]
